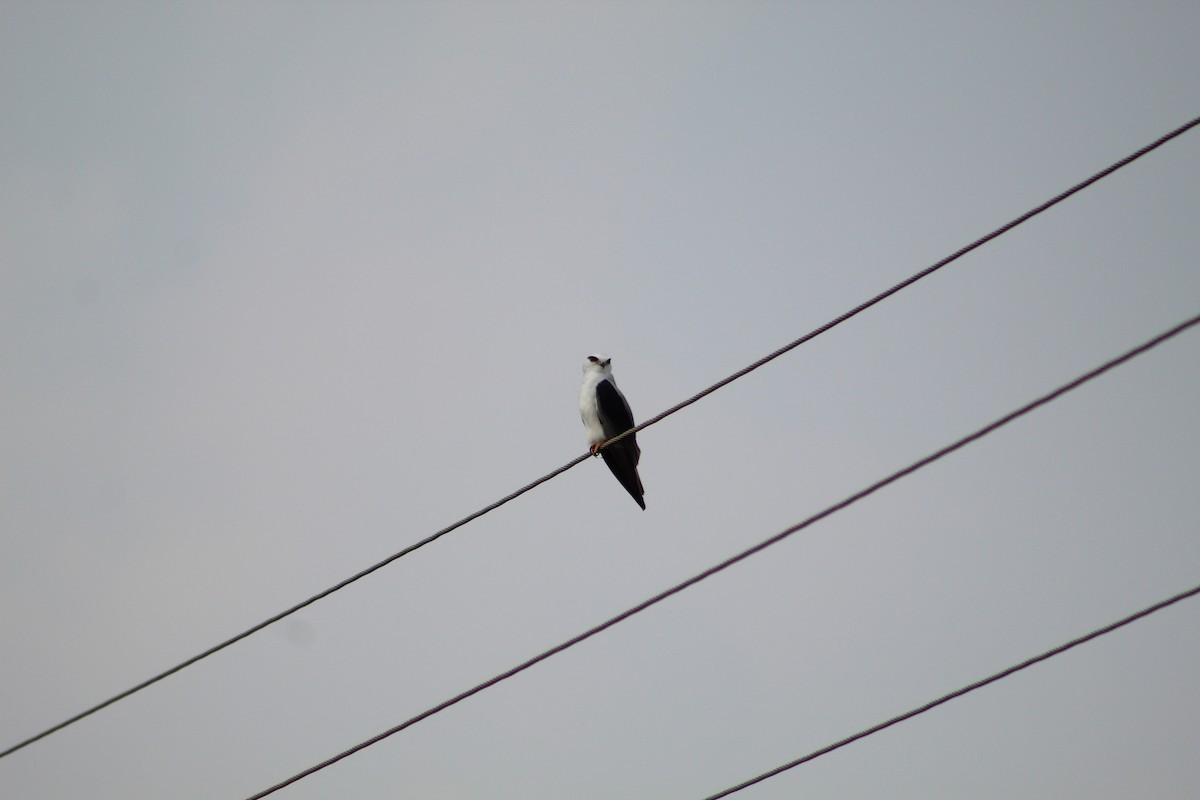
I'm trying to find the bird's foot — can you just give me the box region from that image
[589,442,602,456]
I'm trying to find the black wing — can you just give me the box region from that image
[596,379,637,449]
[596,379,645,509]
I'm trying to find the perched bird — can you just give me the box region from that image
[579,353,645,510]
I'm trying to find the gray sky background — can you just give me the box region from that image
[3,3,1199,799]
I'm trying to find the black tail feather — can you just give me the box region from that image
[601,441,645,510]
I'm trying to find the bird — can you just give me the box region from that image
[579,353,645,510]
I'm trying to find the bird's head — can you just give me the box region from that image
[583,353,613,376]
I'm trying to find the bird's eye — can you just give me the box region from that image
[603,359,611,366]
[587,356,599,363]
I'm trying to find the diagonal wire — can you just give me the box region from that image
[602,114,1200,449]
[243,312,1200,800]
[0,453,589,759]
[699,581,1200,800]
[3,115,1197,761]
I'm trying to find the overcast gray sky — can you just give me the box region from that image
[3,3,1199,799]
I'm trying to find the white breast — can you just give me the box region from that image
[579,373,607,446]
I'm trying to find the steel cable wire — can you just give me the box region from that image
[244,312,1200,800]
[699,582,1200,799]
[4,114,1197,761]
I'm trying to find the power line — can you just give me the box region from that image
[604,114,1200,450]
[242,312,1200,800]
[698,581,1200,800]
[4,114,1197,761]
[0,454,594,759]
